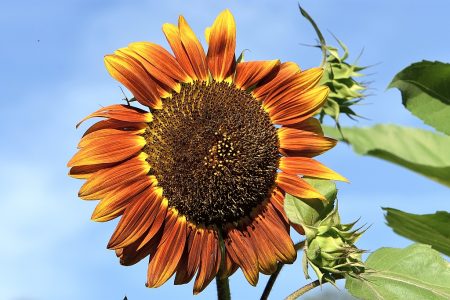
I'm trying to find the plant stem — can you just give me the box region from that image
[216,275,231,300]
[260,263,284,300]
[294,240,306,251]
[259,240,306,300]
[284,279,321,300]
[285,275,345,300]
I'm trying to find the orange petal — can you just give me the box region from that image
[91,176,155,222]
[225,228,259,286]
[78,128,145,148]
[268,188,289,224]
[129,42,191,83]
[68,134,146,167]
[76,104,152,128]
[253,62,301,100]
[117,225,162,266]
[265,86,329,125]
[285,118,323,135]
[104,55,162,109]
[177,16,209,81]
[219,248,239,279]
[291,67,324,91]
[206,10,236,82]
[248,217,278,274]
[136,197,168,251]
[115,48,179,96]
[68,162,116,179]
[78,153,150,199]
[278,127,337,157]
[82,119,147,137]
[162,23,197,80]
[194,228,221,294]
[107,187,163,249]
[174,225,203,285]
[263,68,324,111]
[276,172,325,200]
[260,204,297,263]
[204,27,211,44]
[147,210,187,288]
[279,157,348,182]
[234,60,280,90]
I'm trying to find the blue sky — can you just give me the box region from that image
[1,0,449,299]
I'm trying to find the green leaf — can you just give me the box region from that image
[284,178,337,226]
[345,244,450,300]
[383,208,450,256]
[324,124,450,187]
[389,60,450,135]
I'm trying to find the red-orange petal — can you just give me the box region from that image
[129,42,191,83]
[285,118,323,135]
[263,68,324,110]
[137,197,168,251]
[68,134,146,167]
[117,225,162,266]
[219,248,239,279]
[260,204,297,263]
[178,16,209,81]
[278,127,337,157]
[82,119,147,137]
[78,128,145,148]
[147,210,187,288]
[276,172,325,200]
[107,186,163,249]
[91,176,154,222]
[249,217,278,275]
[174,225,203,285]
[78,153,150,199]
[253,62,301,100]
[234,60,280,90]
[265,86,329,125]
[206,10,236,82]
[76,104,152,129]
[194,228,221,294]
[268,188,289,224]
[68,162,116,179]
[279,157,348,182]
[225,228,259,286]
[104,55,162,109]
[162,23,197,80]
[115,48,180,96]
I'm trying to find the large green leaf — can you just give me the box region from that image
[284,178,337,226]
[389,60,450,135]
[346,244,450,300]
[324,125,450,187]
[383,208,450,256]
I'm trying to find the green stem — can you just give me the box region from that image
[284,279,321,300]
[216,275,231,300]
[298,4,328,67]
[260,263,284,300]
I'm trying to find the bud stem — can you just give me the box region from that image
[285,279,321,300]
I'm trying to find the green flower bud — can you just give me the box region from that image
[302,204,366,283]
[319,39,368,124]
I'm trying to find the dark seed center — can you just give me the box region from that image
[144,81,279,226]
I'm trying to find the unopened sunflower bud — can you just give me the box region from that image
[319,39,368,123]
[302,204,366,283]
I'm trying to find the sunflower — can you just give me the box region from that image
[68,9,346,294]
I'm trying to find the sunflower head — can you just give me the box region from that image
[68,9,345,294]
